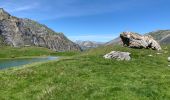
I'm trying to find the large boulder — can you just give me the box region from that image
[104,51,131,61]
[120,32,162,51]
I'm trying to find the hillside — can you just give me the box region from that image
[147,30,170,44]
[0,45,170,99]
[105,37,121,46]
[0,8,80,51]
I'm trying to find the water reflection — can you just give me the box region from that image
[0,56,58,69]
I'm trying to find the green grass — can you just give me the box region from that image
[0,46,79,58]
[0,47,53,58]
[0,45,170,100]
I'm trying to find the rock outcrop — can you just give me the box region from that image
[120,32,162,51]
[0,8,81,51]
[106,30,170,46]
[104,51,131,61]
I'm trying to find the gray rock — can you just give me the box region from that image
[120,32,162,51]
[168,57,170,62]
[0,8,81,51]
[104,51,131,61]
[148,55,153,57]
[156,53,162,55]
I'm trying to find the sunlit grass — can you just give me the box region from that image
[0,45,170,100]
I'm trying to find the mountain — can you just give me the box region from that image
[105,32,143,46]
[105,30,170,46]
[0,8,81,51]
[75,40,104,50]
[147,30,170,44]
[104,37,122,46]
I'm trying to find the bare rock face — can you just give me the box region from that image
[104,51,131,61]
[120,32,162,51]
[0,8,81,51]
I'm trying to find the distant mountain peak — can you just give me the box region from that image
[75,40,104,50]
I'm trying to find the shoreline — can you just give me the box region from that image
[0,56,61,71]
[0,55,57,60]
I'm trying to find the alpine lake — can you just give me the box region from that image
[0,56,58,69]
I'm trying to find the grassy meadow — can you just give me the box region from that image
[0,45,170,100]
[0,46,79,58]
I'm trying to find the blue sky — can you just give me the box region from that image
[1,0,170,42]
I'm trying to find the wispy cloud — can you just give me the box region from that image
[8,3,39,12]
[38,0,150,20]
[0,2,39,13]
[0,0,153,21]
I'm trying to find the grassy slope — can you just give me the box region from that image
[147,30,170,41]
[0,47,54,58]
[0,46,79,58]
[0,45,170,100]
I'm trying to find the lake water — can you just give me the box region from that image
[0,56,58,70]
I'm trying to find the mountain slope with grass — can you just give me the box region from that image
[147,30,170,44]
[0,8,80,51]
[105,37,121,46]
[0,45,170,100]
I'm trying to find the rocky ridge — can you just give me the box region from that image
[0,8,81,51]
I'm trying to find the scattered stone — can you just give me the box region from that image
[148,55,153,57]
[120,32,162,51]
[164,51,168,54]
[104,51,131,61]
[156,53,162,55]
[164,47,168,50]
[168,57,170,62]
